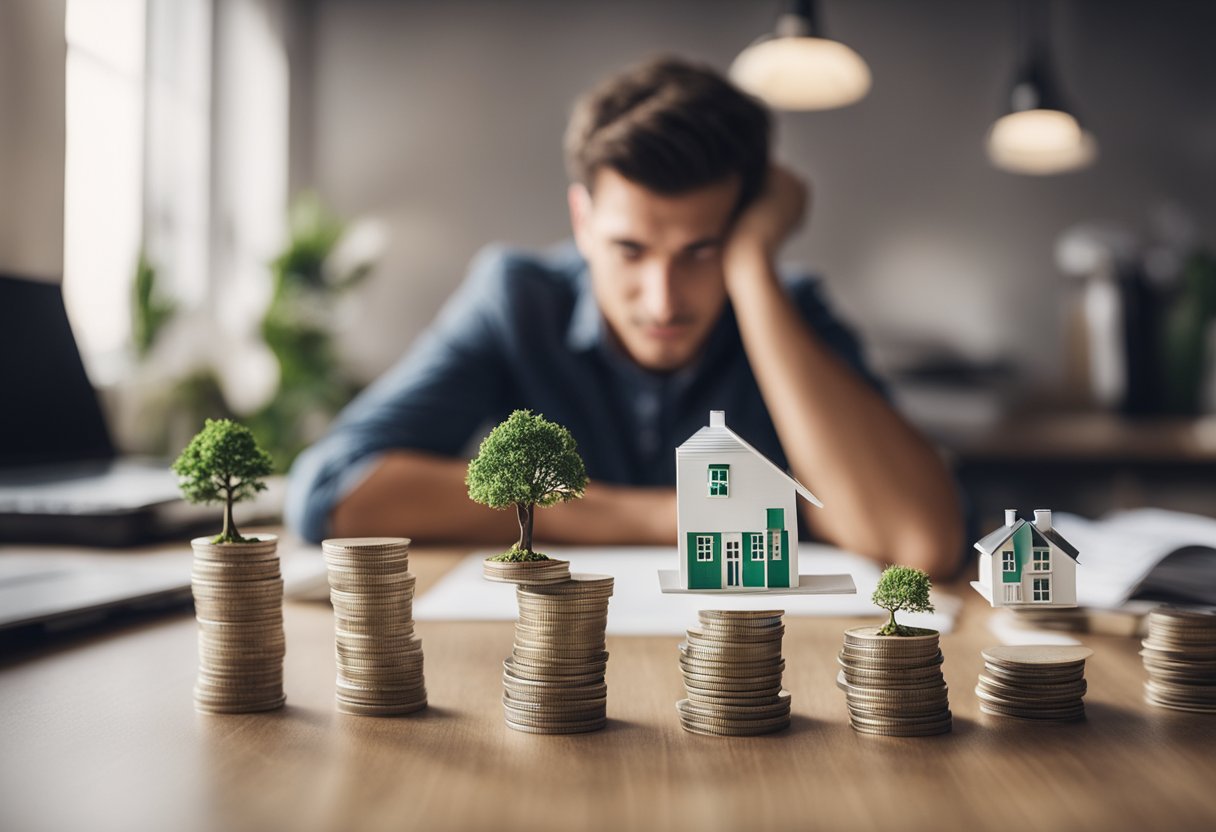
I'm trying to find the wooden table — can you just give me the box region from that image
[2,544,1215,832]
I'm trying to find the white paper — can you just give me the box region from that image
[414,544,960,635]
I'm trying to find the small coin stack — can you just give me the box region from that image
[1141,607,1216,714]
[502,574,614,734]
[483,557,570,585]
[191,536,286,714]
[975,645,1092,722]
[322,537,427,716]
[675,610,791,737]
[836,627,951,736]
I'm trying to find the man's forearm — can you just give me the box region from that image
[330,450,677,546]
[724,246,963,576]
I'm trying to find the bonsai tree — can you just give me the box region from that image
[872,565,935,636]
[466,410,588,561]
[172,418,274,544]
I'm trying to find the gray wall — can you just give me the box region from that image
[0,0,66,280]
[301,0,1216,383]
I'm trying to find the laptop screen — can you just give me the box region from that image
[0,274,115,467]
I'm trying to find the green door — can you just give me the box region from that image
[742,532,766,587]
[765,509,790,588]
[687,532,721,589]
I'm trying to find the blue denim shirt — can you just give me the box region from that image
[285,242,882,542]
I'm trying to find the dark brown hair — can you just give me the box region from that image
[565,56,771,210]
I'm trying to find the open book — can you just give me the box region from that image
[1059,508,1216,608]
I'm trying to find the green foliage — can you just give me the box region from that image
[132,252,175,358]
[487,547,551,563]
[872,565,935,636]
[467,410,588,553]
[252,192,373,470]
[467,411,588,509]
[171,419,274,544]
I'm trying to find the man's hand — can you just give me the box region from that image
[724,165,810,279]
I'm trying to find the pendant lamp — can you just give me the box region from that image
[730,0,871,111]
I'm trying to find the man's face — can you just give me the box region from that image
[569,168,740,373]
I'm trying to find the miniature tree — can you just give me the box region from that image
[467,410,588,561]
[172,418,274,544]
[872,565,935,636]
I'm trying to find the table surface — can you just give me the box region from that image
[2,539,1215,832]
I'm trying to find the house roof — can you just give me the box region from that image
[974,518,1081,563]
[677,422,823,508]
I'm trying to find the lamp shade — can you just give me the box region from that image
[731,35,871,111]
[986,108,1098,175]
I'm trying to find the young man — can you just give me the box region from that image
[287,57,963,576]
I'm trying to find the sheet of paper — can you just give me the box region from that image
[414,544,960,636]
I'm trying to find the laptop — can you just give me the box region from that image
[0,272,211,545]
[0,273,305,635]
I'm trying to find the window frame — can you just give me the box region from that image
[750,533,766,561]
[1002,550,1016,572]
[695,535,714,562]
[1032,577,1052,602]
[707,464,729,498]
[1032,548,1051,571]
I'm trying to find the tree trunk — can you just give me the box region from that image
[222,486,240,543]
[515,502,534,552]
[887,609,897,633]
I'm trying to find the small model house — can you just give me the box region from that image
[670,411,824,592]
[971,509,1080,608]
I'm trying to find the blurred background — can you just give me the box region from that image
[4,0,1216,527]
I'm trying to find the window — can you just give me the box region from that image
[1004,585,1022,603]
[696,535,714,562]
[1033,549,1051,571]
[708,465,729,497]
[1002,550,1016,572]
[770,530,782,561]
[725,539,741,586]
[750,533,766,561]
[1033,577,1051,602]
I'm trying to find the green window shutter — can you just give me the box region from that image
[708,464,729,497]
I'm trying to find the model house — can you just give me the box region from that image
[672,411,823,591]
[971,509,1080,607]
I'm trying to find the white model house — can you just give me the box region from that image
[971,509,1080,607]
[673,411,823,591]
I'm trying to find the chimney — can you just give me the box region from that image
[1034,509,1052,532]
[709,411,725,428]
[1004,509,1017,527]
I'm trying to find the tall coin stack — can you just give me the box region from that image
[191,536,286,714]
[976,645,1092,721]
[835,627,952,736]
[676,610,792,737]
[502,574,614,734]
[1142,607,1216,714]
[322,537,427,716]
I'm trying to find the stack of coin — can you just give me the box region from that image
[322,537,427,716]
[676,610,791,737]
[502,574,614,734]
[836,627,951,736]
[976,644,1092,721]
[191,536,286,714]
[483,557,570,585]
[1141,607,1216,714]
